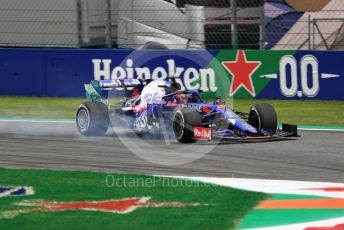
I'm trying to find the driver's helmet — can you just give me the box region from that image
[174,94,189,104]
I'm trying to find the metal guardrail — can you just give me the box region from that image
[311,18,344,50]
[296,17,344,50]
[0,0,265,49]
[0,0,343,50]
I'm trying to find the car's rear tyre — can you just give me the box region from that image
[76,102,109,136]
[173,107,202,143]
[248,104,277,134]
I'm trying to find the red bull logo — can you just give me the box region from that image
[194,127,212,140]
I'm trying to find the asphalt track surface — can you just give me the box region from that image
[0,120,343,183]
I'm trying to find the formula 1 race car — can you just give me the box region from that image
[76,78,298,143]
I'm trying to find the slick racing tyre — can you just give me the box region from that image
[173,107,202,143]
[76,102,109,136]
[248,104,277,134]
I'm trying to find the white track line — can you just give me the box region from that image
[298,127,344,132]
[170,176,344,198]
[241,217,344,230]
[0,119,74,123]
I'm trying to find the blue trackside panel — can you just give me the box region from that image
[256,51,344,100]
[45,49,135,97]
[0,49,46,96]
[0,48,343,100]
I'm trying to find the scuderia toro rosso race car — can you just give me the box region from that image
[76,78,298,143]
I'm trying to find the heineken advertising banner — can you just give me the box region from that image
[0,49,343,100]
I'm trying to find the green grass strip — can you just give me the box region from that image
[0,168,267,230]
[0,97,343,126]
[298,125,344,131]
[232,99,344,127]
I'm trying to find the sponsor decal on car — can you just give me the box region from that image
[194,127,212,140]
[132,104,147,113]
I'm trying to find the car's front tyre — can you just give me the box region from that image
[173,107,202,143]
[248,104,277,134]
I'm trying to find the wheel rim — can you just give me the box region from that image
[249,110,261,131]
[173,114,184,138]
[77,109,89,130]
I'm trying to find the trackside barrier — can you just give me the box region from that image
[0,49,343,100]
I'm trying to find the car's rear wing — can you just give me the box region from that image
[99,79,142,89]
[84,79,144,100]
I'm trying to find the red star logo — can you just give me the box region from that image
[222,50,261,97]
